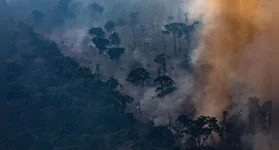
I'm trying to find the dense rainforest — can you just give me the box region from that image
[1,0,272,150]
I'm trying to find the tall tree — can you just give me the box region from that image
[88,27,110,54]
[92,37,110,54]
[88,27,109,78]
[126,67,150,119]
[162,30,170,44]
[107,47,125,61]
[154,75,176,97]
[177,27,184,54]
[162,22,186,54]
[176,115,222,148]
[126,67,150,88]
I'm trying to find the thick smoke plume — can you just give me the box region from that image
[6,0,276,130]
[191,0,278,119]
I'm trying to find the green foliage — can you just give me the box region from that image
[126,67,150,86]
[2,8,271,150]
[89,25,124,61]
[88,27,106,38]
[176,115,223,148]
[163,22,186,36]
[163,22,194,54]
[107,47,125,60]
[154,75,176,97]
[92,37,110,53]
[3,22,136,150]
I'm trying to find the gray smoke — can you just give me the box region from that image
[6,0,197,125]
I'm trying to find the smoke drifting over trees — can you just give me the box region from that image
[7,0,197,123]
[1,0,272,149]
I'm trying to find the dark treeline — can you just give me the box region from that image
[1,0,272,150]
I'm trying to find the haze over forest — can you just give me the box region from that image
[1,0,273,150]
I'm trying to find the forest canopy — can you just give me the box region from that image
[1,0,272,150]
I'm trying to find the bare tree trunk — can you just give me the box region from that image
[178,37,181,54]
[173,34,176,54]
[186,34,191,51]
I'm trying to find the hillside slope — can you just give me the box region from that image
[2,20,138,149]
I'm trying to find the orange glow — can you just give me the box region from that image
[193,0,277,118]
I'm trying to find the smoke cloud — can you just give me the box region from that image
[187,1,275,149]
[15,0,192,123]
[190,0,277,120]
[6,1,276,136]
